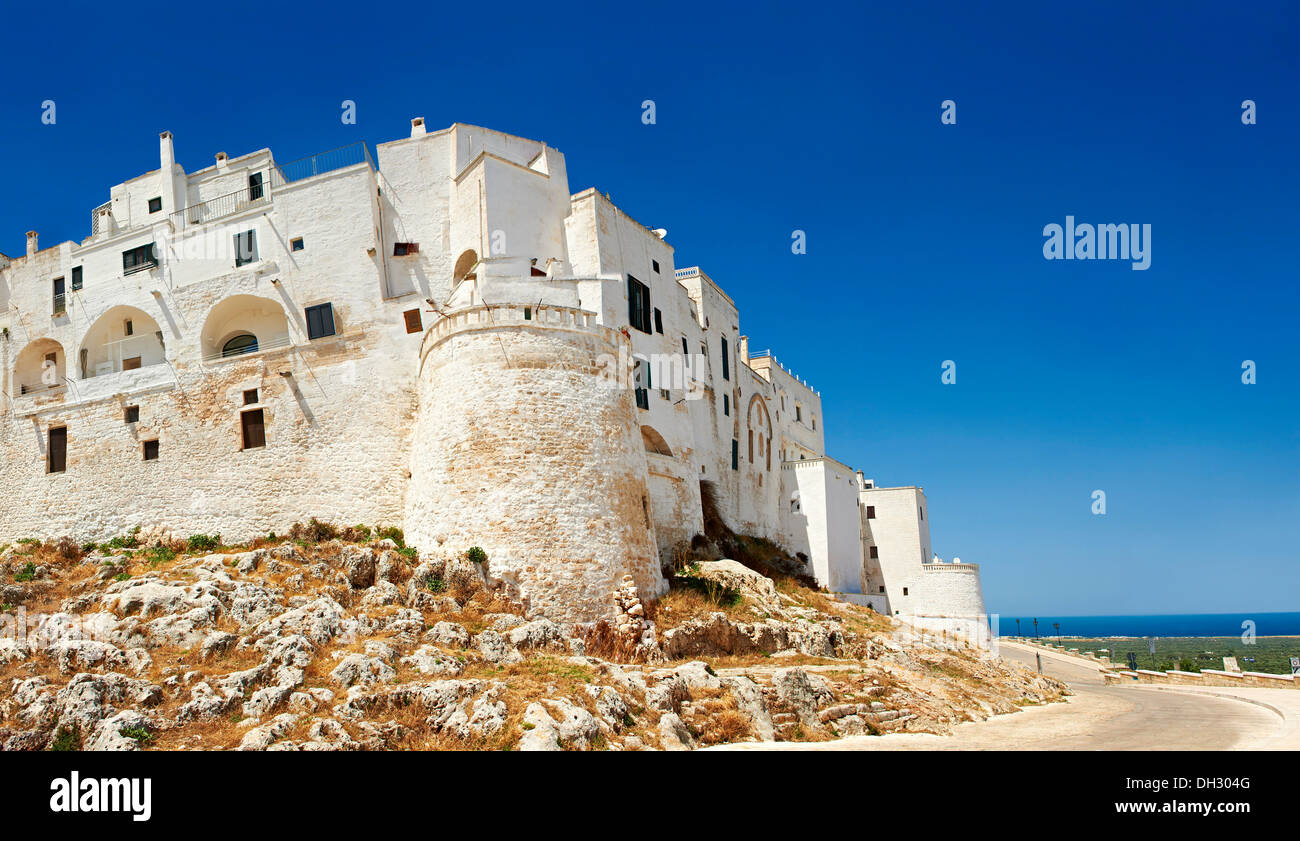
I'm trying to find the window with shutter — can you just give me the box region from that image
[48,427,67,473]
[721,336,729,380]
[234,230,258,267]
[305,304,336,340]
[241,409,266,450]
[627,276,651,333]
[403,309,423,333]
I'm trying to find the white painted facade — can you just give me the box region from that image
[0,120,985,627]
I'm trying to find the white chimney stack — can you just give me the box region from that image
[159,131,180,217]
[26,231,38,256]
[215,152,229,171]
[410,117,427,137]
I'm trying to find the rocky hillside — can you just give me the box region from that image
[0,529,1067,751]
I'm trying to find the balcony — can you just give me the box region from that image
[202,332,292,363]
[169,142,374,233]
[52,293,66,315]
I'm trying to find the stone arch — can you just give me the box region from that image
[13,338,66,396]
[453,249,478,282]
[78,305,165,379]
[640,425,673,457]
[746,393,773,470]
[200,294,291,361]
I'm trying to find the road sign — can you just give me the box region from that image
[1147,638,1156,655]
[1127,652,1138,670]
[1290,656,1299,675]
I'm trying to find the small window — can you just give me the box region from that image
[919,506,924,520]
[681,336,688,356]
[721,336,730,381]
[124,319,133,336]
[902,587,909,596]
[305,303,336,340]
[241,408,266,450]
[248,172,264,201]
[653,308,663,334]
[812,414,817,430]
[71,267,83,290]
[869,546,879,559]
[143,440,160,461]
[122,243,158,275]
[148,197,162,214]
[122,357,142,371]
[290,237,304,252]
[124,406,140,423]
[866,506,876,519]
[879,585,885,594]
[524,307,532,320]
[795,404,803,422]
[652,259,660,273]
[731,439,739,470]
[393,242,419,256]
[403,309,422,334]
[723,394,730,416]
[243,389,259,406]
[48,427,67,473]
[234,230,258,267]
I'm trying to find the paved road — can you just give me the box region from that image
[713,641,1287,751]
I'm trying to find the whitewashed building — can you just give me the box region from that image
[0,121,985,629]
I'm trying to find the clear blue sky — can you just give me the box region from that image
[2,1,1295,616]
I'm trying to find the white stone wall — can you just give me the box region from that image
[404,304,665,623]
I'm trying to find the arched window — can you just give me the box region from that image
[222,334,259,358]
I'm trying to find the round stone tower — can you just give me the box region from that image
[405,303,665,623]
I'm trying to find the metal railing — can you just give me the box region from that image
[90,202,112,236]
[170,179,272,232]
[20,381,64,396]
[201,332,292,363]
[52,293,66,315]
[169,143,374,233]
[270,142,374,186]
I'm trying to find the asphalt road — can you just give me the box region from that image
[713,641,1286,751]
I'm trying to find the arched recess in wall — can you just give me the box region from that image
[77,305,166,379]
[200,295,291,361]
[12,338,65,396]
[640,425,673,457]
[453,249,478,282]
[746,393,773,470]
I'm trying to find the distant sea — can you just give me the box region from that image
[993,611,1300,638]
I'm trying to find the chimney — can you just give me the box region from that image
[410,117,427,138]
[215,152,229,171]
[26,231,38,256]
[159,131,180,216]
[739,335,749,361]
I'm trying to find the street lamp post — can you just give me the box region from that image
[1033,618,1039,641]
[1016,618,1021,639]
[1054,622,1061,645]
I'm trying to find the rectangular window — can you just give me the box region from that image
[902,587,908,596]
[723,394,730,416]
[393,242,419,256]
[879,585,886,594]
[290,237,304,252]
[869,546,879,559]
[795,404,803,422]
[652,259,660,273]
[248,172,264,201]
[919,506,924,520]
[403,309,423,334]
[634,358,650,410]
[627,275,651,333]
[122,357,142,371]
[241,409,266,450]
[71,266,83,290]
[305,303,336,340]
[124,406,140,423]
[148,196,162,213]
[721,336,730,380]
[731,439,739,470]
[124,319,133,336]
[866,505,876,519]
[48,427,67,473]
[234,230,258,267]
[122,243,158,275]
[52,277,66,315]
[143,440,160,461]
[681,336,688,356]
[653,308,663,334]
[243,389,259,406]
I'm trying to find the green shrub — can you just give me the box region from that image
[289,518,338,544]
[107,527,141,550]
[422,575,447,593]
[50,724,81,751]
[119,726,153,745]
[113,572,131,582]
[397,546,418,562]
[14,561,36,582]
[376,526,405,548]
[186,534,221,553]
[146,545,177,566]
[466,546,487,565]
[342,524,372,542]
